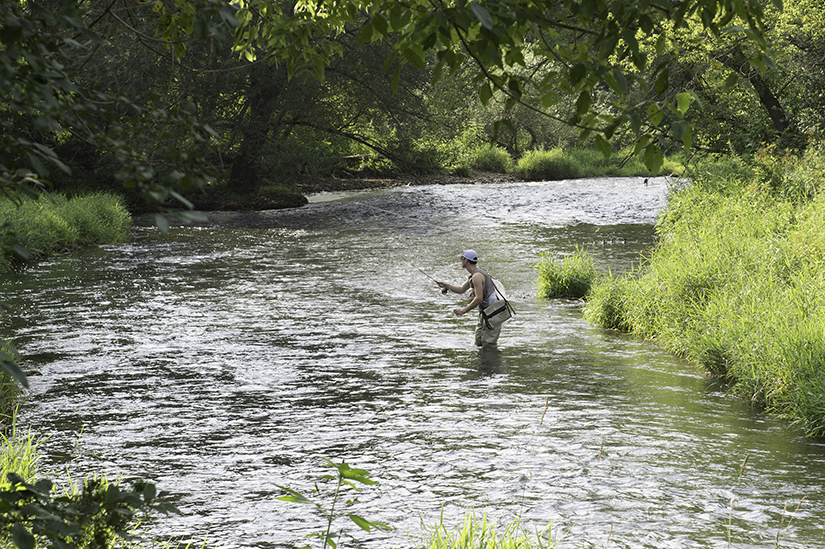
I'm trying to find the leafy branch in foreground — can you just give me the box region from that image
[0,473,178,549]
[277,459,391,549]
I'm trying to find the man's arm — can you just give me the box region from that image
[437,279,471,294]
[453,272,484,316]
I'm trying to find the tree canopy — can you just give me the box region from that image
[0,0,793,209]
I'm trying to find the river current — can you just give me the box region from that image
[5,177,825,548]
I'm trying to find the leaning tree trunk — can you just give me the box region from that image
[717,46,791,136]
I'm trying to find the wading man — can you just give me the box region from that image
[437,250,502,347]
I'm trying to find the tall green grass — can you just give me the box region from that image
[0,192,131,272]
[535,248,598,299]
[0,419,42,488]
[583,144,825,436]
[425,512,554,549]
[513,148,684,181]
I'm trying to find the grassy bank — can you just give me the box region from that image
[0,192,131,273]
[580,143,825,436]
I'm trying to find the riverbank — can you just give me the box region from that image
[582,146,825,437]
[180,171,521,212]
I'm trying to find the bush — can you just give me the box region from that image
[535,248,597,299]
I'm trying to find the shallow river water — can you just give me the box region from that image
[5,177,825,548]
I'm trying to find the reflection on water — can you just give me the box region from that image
[3,177,825,549]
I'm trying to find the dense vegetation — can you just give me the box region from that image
[3,0,821,213]
[577,142,825,437]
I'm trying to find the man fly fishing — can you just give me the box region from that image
[436,250,504,347]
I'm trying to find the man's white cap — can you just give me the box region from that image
[460,250,478,262]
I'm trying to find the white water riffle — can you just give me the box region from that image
[7,177,825,549]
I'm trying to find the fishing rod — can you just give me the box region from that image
[414,266,449,293]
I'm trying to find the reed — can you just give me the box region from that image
[535,248,598,300]
[583,143,825,436]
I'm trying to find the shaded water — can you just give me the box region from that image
[5,177,825,548]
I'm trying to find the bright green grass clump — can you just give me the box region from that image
[514,148,580,181]
[535,248,598,300]
[0,192,131,272]
[0,420,42,489]
[426,512,554,549]
[470,143,512,173]
[0,340,23,421]
[513,147,683,181]
[583,144,825,436]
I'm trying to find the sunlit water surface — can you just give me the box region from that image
[5,177,825,548]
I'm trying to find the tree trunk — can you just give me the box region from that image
[229,67,282,192]
[718,47,791,135]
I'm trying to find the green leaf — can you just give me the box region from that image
[12,523,35,549]
[275,485,314,504]
[575,90,591,116]
[540,91,558,108]
[676,92,692,116]
[682,124,693,148]
[0,361,28,389]
[594,135,612,158]
[155,214,171,234]
[629,113,642,134]
[356,21,373,45]
[469,2,493,29]
[349,514,372,531]
[643,143,663,173]
[479,82,493,105]
[570,63,587,86]
[655,69,669,94]
[372,14,388,37]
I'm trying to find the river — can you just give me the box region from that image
[5,177,825,548]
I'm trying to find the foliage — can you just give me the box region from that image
[0,474,177,549]
[583,143,825,436]
[425,511,554,549]
[514,149,580,181]
[469,144,512,173]
[535,248,598,300]
[0,422,41,490]
[231,0,775,173]
[0,193,130,266]
[276,458,390,549]
[0,342,22,419]
[0,0,228,220]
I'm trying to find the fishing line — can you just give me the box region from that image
[353,198,515,301]
[352,198,454,293]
